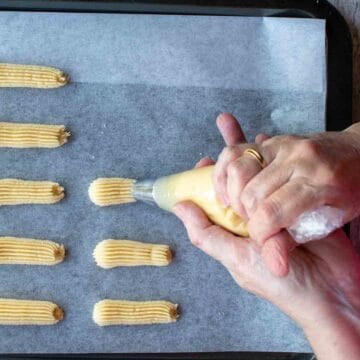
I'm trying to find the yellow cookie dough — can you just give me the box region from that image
[93,299,178,326]
[0,179,64,205]
[0,122,69,148]
[0,298,63,325]
[153,165,248,236]
[0,63,68,88]
[0,236,65,265]
[89,178,135,206]
[93,239,172,268]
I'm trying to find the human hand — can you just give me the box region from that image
[213,112,360,275]
[173,200,360,359]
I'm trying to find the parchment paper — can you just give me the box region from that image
[0,12,326,353]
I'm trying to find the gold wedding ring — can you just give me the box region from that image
[243,148,266,169]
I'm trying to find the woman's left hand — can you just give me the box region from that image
[173,198,360,359]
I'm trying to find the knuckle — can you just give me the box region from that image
[281,134,299,143]
[240,188,256,210]
[213,167,225,187]
[258,199,282,224]
[227,161,247,195]
[220,146,235,161]
[297,138,321,158]
[220,144,245,163]
[190,234,203,247]
[227,160,242,178]
[269,134,297,148]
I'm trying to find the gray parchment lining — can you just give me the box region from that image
[0,12,325,353]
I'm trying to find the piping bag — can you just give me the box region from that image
[90,165,345,243]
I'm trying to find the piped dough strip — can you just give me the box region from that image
[93,239,172,268]
[0,63,68,88]
[0,179,64,205]
[0,236,65,265]
[93,299,178,326]
[0,122,69,148]
[0,298,63,325]
[88,178,135,206]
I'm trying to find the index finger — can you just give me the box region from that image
[216,113,247,146]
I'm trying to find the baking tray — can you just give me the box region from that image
[0,1,352,359]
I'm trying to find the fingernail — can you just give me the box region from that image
[217,113,229,126]
[262,246,288,278]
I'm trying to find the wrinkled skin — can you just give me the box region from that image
[173,113,360,359]
[212,113,360,276]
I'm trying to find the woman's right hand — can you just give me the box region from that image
[213,113,360,276]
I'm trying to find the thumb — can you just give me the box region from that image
[261,231,296,277]
[173,201,249,271]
